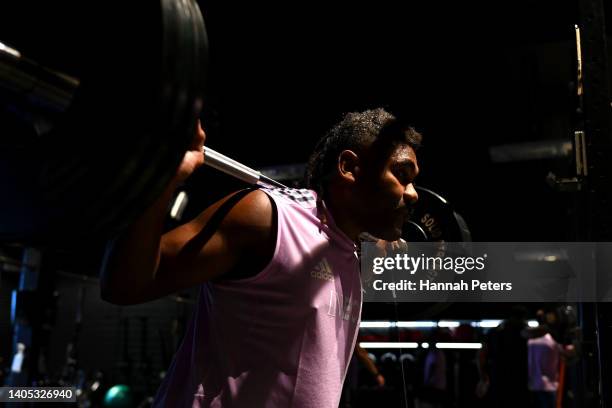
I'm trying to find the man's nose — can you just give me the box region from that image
[404,184,418,205]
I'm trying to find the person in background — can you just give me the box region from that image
[528,308,576,408]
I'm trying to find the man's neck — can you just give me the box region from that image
[324,194,361,243]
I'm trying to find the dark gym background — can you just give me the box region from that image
[1,0,612,406]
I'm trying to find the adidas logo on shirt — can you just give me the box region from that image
[310,258,334,281]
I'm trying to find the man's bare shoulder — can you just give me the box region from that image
[189,188,274,236]
[154,188,276,288]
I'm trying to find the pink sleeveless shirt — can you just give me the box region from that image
[154,188,363,407]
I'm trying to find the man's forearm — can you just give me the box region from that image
[100,180,179,304]
[355,346,379,376]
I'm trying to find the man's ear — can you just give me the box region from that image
[337,150,361,183]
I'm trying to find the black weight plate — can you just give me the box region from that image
[403,186,471,242]
[398,186,473,317]
[0,0,208,243]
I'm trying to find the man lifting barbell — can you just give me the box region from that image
[100,108,421,407]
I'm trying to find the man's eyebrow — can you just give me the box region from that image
[393,158,418,172]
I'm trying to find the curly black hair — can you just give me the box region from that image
[305,108,422,198]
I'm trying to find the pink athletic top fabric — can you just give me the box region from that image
[153,188,363,407]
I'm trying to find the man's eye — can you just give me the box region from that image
[396,171,411,185]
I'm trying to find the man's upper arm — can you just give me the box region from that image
[143,189,275,300]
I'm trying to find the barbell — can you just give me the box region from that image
[0,0,208,242]
[0,1,471,245]
[180,155,472,243]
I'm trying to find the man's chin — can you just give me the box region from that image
[363,216,404,241]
